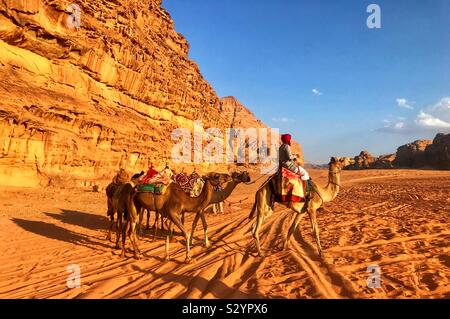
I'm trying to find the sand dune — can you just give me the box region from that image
[0,169,449,299]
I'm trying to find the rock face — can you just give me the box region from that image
[345,151,377,170]
[0,1,302,187]
[423,133,450,169]
[372,153,396,169]
[394,140,433,168]
[342,133,449,170]
[344,151,395,170]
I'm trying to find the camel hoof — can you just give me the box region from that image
[134,254,141,260]
[258,252,265,258]
[204,242,211,248]
[185,257,192,264]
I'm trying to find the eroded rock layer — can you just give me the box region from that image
[0,1,296,187]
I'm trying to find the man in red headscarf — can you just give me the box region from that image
[140,162,158,184]
[279,134,310,181]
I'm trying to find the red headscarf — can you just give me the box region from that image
[281,134,292,146]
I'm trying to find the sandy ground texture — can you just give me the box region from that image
[0,169,449,299]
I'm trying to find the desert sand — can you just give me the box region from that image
[0,169,449,299]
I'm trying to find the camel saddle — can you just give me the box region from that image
[272,167,307,203]
[136,183,167,194]
[174,172,204,197]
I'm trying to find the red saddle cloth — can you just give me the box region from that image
[174,172,201,194]
[274,167,307,203]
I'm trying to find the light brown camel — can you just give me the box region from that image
[133,173,224,263]
[105,171,143,243]
[189,171,251,248]
[248,157,346,257]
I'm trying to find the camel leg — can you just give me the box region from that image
[115,211,122,249]
[137,207,144,239]
[199,211,210,248]
[120,219,129,258]
[308,209,323,256]
[129,221,141,259]
[283,212,306,251]
[165,222,174,261]
[152,212,159,242]
[146,209,151,230]
[107,214,115,241]
[168,213,191,263]
[253,212,264,257]
[189,212,201,247]
[181,212,185,226]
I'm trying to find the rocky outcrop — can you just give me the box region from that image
[345,151,376,170]
[393,140,432,168]
[372,153,396,169]
[342,133,449,170]
[344,151,395,170]
[0,1,302,187]
[423,133,450,169]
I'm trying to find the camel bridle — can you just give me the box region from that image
[328,166,342,187]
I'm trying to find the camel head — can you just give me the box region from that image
[231,171,251,184]
[329,157,346,172]
[202,172,228,187]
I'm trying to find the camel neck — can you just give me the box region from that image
[211,181,238,203]
[320,170,340,202]
[184,181,214,211]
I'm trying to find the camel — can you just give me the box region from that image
[105,171,143,243]
[248,157,346,257]
[189,171,251,248]
[133,173,225,263]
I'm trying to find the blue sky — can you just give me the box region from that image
[162,0,450,163]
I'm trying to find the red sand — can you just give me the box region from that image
[0,169,449,298]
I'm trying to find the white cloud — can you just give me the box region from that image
[415,111,450,128]
[396,98,413,109]
[377,96,450,134]
[312,89,322,96]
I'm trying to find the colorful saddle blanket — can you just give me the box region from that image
[136,183,167,194]
[274,167,307,203]
[174,172,203,196]
[140,168,173,186]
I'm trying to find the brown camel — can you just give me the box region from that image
[189,171,251,248]
[133,173,224,263]
[106,172,143,248]
[105,171,143,243]
[248,157,346,257]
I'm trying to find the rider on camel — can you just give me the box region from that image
[279,134,310,181]
[140,162,158,184]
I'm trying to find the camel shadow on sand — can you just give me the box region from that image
[12,210,112,251]
[45,209,108,232]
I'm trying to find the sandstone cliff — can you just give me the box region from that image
[0,1,300,187]
[343,133,449,170]
[393,139,432,168]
